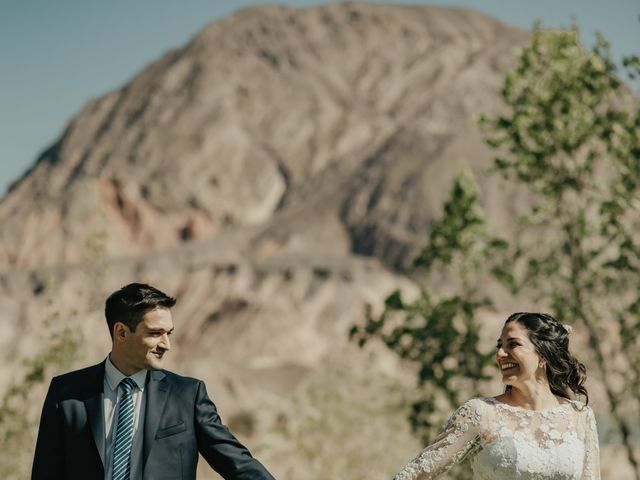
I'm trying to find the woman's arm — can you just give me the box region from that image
[394,399,482,480]
[581,407,601,480]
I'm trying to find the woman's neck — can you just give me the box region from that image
[503,382,561,411]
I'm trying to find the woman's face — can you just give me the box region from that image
[496,321,545,387]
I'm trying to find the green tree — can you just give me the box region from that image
[351,170,506,478]
[480,25,640,478]
[353,24,640,478]
[0,299,80,478]
[0,230,107,478]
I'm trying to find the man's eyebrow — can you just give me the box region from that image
[148,327,175,333]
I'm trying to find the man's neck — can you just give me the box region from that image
[108,353,142,377]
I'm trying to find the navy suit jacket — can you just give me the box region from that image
[31,361,275,480]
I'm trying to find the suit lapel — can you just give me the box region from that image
[143,369,170,467]
[84,361,107,468]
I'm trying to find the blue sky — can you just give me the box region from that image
[1,0,638,196]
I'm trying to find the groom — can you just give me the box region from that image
[32,283,275,480]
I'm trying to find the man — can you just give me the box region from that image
[32,283,275,480]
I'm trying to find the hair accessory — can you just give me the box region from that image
[562,324,574,335]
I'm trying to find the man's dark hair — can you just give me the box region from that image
[105,283,176,338]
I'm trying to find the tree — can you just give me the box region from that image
[353,24,640,478]
[480,24,640,478]
[0,314,79,478]
[351,170,506,478]
[0,231,106,478]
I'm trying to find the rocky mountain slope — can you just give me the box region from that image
[8,3,626,479]
[0,3,526,271]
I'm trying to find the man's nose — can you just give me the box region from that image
[159,334,171,350]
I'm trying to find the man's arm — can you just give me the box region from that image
[194,381,275,480]
[31,378,64,480]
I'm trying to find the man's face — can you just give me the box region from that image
[116,307,174,374]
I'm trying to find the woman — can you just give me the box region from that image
[394,312,600,480]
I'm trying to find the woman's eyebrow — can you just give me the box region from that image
[497,337,520,343]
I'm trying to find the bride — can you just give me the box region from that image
[394,312,600,480]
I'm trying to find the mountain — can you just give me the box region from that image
[0,3,541,479]
[0,2,526,271]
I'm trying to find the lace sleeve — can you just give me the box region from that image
[581,407,600,480]
[393,399,482,480]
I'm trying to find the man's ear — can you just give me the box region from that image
[113,322,129,343]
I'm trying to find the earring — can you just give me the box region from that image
[539,362,545,369]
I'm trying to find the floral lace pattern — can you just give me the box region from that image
[394,397,600,480]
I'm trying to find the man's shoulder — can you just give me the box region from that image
[157,369,203,387]
[47,361,105,398]
[52,364,203,384]
[52,361,104,382]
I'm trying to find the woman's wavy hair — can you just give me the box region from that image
[504,312,588,404]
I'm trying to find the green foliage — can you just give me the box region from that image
[351,171,504,455]
[0,230,107,479]
[0,326,79,478]
[481,24,640,477]
[488,28,620,176]
[412,172,508,289]
[354,23,640,478]
[482,23,640,369]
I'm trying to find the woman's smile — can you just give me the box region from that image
[500,362,519,372]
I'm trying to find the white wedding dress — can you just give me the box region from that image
[394,397,600,480]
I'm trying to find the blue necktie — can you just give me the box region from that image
[112,377,137,480]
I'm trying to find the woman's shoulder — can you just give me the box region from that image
[465,395,503,410]
[566,399,595,417]
[566,398,588,408]
[447,395,592,415]
[453,396,486,410]
[470,395,593,417]
[450,397,493,418]
[441,398,487,428]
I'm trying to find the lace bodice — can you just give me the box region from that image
[394,397,600,480]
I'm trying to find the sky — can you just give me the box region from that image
[1,0,638,196]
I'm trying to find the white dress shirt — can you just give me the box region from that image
[103,356,147,480]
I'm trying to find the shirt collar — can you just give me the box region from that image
[105,355,147,392]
